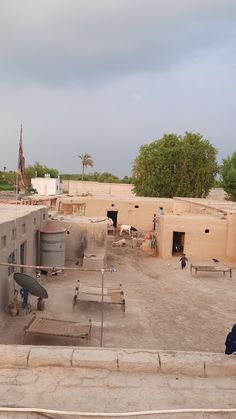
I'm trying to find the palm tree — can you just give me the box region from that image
[77,153,93,180]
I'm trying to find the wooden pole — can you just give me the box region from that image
[100,269,105,348]
[0,262,115,273]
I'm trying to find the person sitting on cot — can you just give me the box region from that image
[225,324,236,355]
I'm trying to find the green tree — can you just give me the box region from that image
[132,132,218,198]
[176,132,218,197]
[60,171,132,183]
[96,172,119,183]
[25,162,59,182]
[1,171,16,187]
[77,153,93,180]
[220,152,236,201]
[121,176,133,184]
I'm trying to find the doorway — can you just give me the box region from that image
[107,211,118,228]
[20,242,26,273]
[172,232,185,255]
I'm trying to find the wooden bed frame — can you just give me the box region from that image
[23,314,92,344]
[190,263,232,278]
[73,280,126,312]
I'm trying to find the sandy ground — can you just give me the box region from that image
[1,235,236,352]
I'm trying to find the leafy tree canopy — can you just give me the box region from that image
[121,175,134,184]
[60,171,132,183]
[220,151,236,201]
[25,161,59,180]
[0,170,16,186]
[132,132,218,198]
[94,172,119,183]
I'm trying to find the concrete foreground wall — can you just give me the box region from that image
[1,345,236,377]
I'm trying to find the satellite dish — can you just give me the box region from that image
[14,273,48,299]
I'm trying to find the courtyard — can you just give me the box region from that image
[0,235,235,353]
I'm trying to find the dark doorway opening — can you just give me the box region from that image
[107,211,118,228]
[172,232,185,256]
[20,242,26,273]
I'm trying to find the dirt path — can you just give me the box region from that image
[104,238,236,352]
[1,236,235,352]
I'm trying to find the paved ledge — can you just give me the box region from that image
[159,350,205,376]
[28,346,73,368]
[203,352,236,377]
[118,349,160,372]
[72,348,118,370]
[0,345,235,376]
[0,345,30,368]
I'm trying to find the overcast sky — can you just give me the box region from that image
[0,0,236,177]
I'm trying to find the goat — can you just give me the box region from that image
[120,225,138,236]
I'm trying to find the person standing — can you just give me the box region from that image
[153,213,157,231]
[179,254,188,269]
[225,324,236,355]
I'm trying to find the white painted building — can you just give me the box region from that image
[31,175,61,196]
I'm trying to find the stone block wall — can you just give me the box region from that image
[1,345,235,377]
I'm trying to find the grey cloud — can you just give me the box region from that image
[0,0,236,86]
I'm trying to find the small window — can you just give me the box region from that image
[1,235,6,249]
[78,204,85,216]
[111,204,115,207]
[33,217,36,225]
[8,252,15,276]
[12,229,16,240]
[43,213,46,220]
[22,223,26,234]
[205,229,210,234]
[134,205,139,209]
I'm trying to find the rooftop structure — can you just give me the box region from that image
[0,203,47,223]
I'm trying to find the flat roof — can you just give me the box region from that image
[174,197,236,214]
[60,195,173,203]
[0,203,46,224]
[52,215,108,224]
[162,213,223,220]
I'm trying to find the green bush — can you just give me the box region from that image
[0,183,14,191]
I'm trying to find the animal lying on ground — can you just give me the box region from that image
[120,225,138,236]
[112,238,126,247]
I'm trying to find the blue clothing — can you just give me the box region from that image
[225,324,236,355]
[20,287,29,308]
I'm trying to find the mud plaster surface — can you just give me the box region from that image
[1,236,235,352]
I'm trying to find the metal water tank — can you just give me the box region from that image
[39,221,66,268]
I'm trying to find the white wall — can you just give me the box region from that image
[31,177,61,196]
